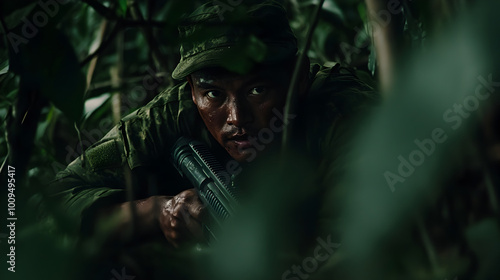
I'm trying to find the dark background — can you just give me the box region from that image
[0,0,499,279]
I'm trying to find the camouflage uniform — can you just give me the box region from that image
[48,64,377,233]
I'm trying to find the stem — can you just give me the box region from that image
[81,0,120,20]
[282,0,326,151]
[364,0,405,94]
[129,1,173,86]
[8,83,48,182]
[416,215,440,275]
[85,71,168,97]
[85,20,108,92]
[110,29,124,124]
[80,22,121,67]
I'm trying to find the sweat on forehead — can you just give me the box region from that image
[190,68,236,81]
[190,64,293,85]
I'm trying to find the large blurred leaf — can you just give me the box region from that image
[323,0,345,21]
[83,93,111,118]
[0,71,19,107]
[118,0,127,16]
[326,1,498,278]
[0,0,38,28]
[465,218,500,280]
[9,27,85,122]
[0,60,9,75]
[1,2,37,33]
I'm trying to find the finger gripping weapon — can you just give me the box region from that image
[171,137,238,241]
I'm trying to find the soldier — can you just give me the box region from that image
[48,0,377,248]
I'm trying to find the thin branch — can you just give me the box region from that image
[282,0,326,151]
[86,20,108,90]
[111,29,124,124]
[81,0,166,27]
[81,0,120,20]
[364,0,405,94]
[147,0,155,79]
[416,215,440,274]
[120,19,167,28]
[80,22,121,67]
[129,2,173,86]
[79,1,168,70]
[85,71,169,96]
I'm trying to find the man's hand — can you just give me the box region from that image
[158,189,206,248]
[95,189,206,248]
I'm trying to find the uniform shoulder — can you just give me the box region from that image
[123,81,192,120]
[117,81,204,168]
[307,63,379,117]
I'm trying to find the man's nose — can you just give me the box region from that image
[226,98,253,128]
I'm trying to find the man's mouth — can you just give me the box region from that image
[227,134,253,149]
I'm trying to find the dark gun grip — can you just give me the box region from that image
[171,137,238,241]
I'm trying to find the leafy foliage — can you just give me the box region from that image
[0,0,499,280]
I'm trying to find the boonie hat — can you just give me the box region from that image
[172,1,298,80]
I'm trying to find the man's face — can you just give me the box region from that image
[189,67,289,162]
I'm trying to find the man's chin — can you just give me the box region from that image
[227,145,256,163]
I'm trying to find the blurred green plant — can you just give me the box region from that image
[0,0,498,280]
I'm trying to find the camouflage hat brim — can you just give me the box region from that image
[172,42,297,80]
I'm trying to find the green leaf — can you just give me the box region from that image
[118,0,127,15]
[323,0,345,22]
[368,43,376,76]
[0,72,19,106]
[9,27,85,122]
[4,89,18,102]
[357,2,366,24]
[0,60,9,75]
[0,1,37,31]
[465,219,500,279]
[83,93,111,120]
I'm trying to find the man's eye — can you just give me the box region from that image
[206,91,221,99]
[250,87,266,96]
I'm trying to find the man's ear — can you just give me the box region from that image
[187,75,197,105]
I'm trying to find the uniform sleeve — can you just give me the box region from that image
[47,126,129,234]
[47,82,202,234]
[301,65,379,240]
[305,65,379,181]
[120,82,204,169]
